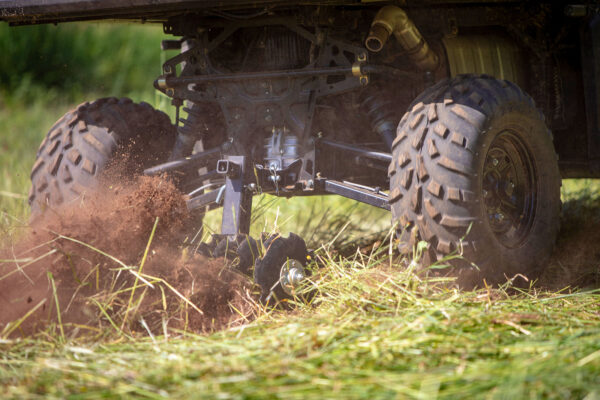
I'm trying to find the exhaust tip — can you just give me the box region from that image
[365,37,383,52]
[365,24,390,53]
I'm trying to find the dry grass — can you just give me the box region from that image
[1,238,599,398]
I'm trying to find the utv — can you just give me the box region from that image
[1,1,598,298]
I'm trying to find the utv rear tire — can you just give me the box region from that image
[389,75,561,285]
[29,98,175,217]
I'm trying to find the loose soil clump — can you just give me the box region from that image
[0,176,254,338]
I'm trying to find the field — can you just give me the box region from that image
[1,23,599,399]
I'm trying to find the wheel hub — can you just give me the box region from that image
[279,259,307,296]
[482,131,537,248]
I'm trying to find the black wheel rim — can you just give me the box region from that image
[482,131,537,248]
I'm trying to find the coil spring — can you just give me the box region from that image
[170,101,225,160]
[179,102,209,138]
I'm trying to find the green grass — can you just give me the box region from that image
[1,21,600,399]
[1,260,599,399]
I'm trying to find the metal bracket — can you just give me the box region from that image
[217,159,241,178]
[144,145,222,177]
[318,179,390,210]
[220,156,253,236]
[187,188,221,211]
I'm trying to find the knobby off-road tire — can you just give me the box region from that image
[29,98,176,217]
[389,75,561,285]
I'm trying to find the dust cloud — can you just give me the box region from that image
[0,177,254,338]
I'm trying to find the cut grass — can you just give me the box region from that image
[1,256,599,399]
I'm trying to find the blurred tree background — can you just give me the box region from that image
[0,22,166,100]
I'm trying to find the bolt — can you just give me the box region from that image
[287,268,305,286]
[491,158,499,167]
[279,259,307,295]
[247,183,257,191]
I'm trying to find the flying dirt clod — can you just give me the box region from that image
[0,177,254,338]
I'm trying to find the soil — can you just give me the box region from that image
[0,176,255,338]
[539,198,600,290]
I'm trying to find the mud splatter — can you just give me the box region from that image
[0,177,255,338]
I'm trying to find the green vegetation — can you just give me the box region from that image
[0,22,599,399]
[1,255,599,399]
[0,22,167,97]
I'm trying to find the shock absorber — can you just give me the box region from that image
[170,101,219,160]
[360,88,398,150]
